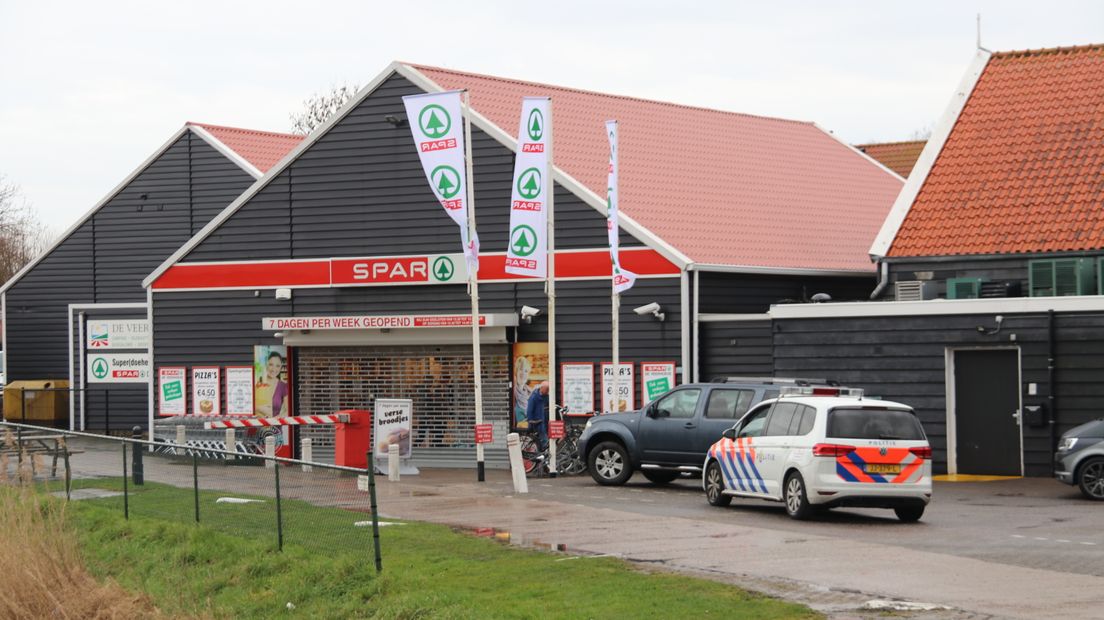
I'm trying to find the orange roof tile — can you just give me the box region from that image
[188,122,304,174]
[888,44,1104,258]
[857,140,925,178]
[411,64,902,272]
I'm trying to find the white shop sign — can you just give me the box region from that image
[88,353,151,384]
[87,319,150,350]
[224,366,253,416]
[600,362,635,413]
[373,398,419,475]
[560,362,595,413]
[640,361,677,404]
[261,314,516,331]
[191,367,221,416]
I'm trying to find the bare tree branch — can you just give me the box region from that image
[0,176,51,284]
[290,83,361,135]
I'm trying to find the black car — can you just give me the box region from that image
[578,377,830,485]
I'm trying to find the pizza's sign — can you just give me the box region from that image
[331,253,467,286]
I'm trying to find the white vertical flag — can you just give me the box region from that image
[402,90,479,272]
[606,121,636,293]
[505,98,551,278]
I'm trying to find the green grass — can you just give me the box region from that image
[53,480,818,619]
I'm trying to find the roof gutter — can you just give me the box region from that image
[689,262,875,278]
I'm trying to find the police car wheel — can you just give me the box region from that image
[588,441,632,486]
[705,461,731,507]
[783,472,813,520]
[1077,457,1104,500]
[894,505,925,522]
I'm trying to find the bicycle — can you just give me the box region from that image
[517,408,595,476]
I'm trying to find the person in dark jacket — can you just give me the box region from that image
[526,381,550,451]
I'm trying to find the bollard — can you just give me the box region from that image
[224,428,236,459]
[131,426,144,485]
[175,425,186,456]
[506,433,528,494]
[301,437,313,473]
[264,435,276,468]
[388,443,400,482]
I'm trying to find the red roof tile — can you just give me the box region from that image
[410,65,902,272]
[188,122,304,174]
[857,140,925,178]
[888,44,1104,258]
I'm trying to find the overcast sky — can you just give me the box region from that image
[1,0,1101,232]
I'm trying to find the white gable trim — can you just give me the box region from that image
[1,125,193,295]
[868,49,992,258]
[188,124,264,179]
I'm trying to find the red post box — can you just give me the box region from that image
[334,409,372,469]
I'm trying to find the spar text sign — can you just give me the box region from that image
[88,353,151,384]
[331,253,467,286]
[505,98,551,278]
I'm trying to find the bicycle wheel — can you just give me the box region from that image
[519,434,542,475]
[555,439,575,474]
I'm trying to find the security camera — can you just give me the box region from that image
[520,305,542,323]
[633,302,665,321]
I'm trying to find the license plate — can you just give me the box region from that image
[865,464,901,474]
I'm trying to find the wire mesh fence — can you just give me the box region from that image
[0,421,382,569]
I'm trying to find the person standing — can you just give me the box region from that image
[526,381,550,451]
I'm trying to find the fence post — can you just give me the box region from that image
[301,437,313,473]
[105,390,110,435]
[192,453,200,523]
[366,449,382,572]
[17,392,26,464]
[122,441,129,520]
[264,435,276,469]
[175,425,186,456]
[132,426,144,485]
[224,428,236,459]
[62,438,72,501]
[274,460,283,552]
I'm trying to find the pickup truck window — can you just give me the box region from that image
[655,388,701,419]
[704,389,754,419]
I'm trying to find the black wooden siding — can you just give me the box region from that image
[184,73,638,263]
[5,131,254,430]
[151,277,682,415]
[697,272,875,313]
[699,320,775,381]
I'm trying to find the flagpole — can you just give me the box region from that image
[612,291,619,412]
[545,99,558,476]
[462,91,486,482]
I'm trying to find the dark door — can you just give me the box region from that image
[638,388,703,465]
[954,349,1021,475]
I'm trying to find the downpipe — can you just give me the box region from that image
[869,259,890,300]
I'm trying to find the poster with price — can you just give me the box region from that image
[158,367,186,416]
[224,366,253,416]
[600,362,635,413]
[560,363,594,413]
[191,367,221,416]
[640,361,677,404]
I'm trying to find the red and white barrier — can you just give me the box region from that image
[203,414,349,429]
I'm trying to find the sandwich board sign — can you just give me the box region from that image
[373,398,419,475]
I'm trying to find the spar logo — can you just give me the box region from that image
[431,164,463,205]
[432,256,455,281]
[510,224,538,257]
[521,108,545,152]
[516,167,541,200]
[418,104,451,139]
[91,358,109,380]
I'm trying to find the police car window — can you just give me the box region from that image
[786,405,807,435]
[827,408,925,440]
[705,389,754,419]
[737,405,771,437]
[656,389,701,419]
[764,402,799,436]
[795,404,816,435]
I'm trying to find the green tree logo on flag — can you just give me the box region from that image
[418,104,452,139]
[432,256,455,281]
[527,108,544,141]
[517,167,542,200]
[510,224,538,257]
[430,165,462,199]
[91,358,109,380]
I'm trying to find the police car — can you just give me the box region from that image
[702,387,932,521]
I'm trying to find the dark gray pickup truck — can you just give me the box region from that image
[578,378,825,485]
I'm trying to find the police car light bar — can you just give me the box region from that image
[779,386,864,398]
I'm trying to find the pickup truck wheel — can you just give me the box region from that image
[588,441,632,486]
[704,461,731,507]
[1077,457,1104,500]
[642,470,679,485]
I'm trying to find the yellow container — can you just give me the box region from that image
[4,380,70,423]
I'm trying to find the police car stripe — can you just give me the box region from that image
[843,452,887,483]
[727,439,749,492]
[741,440,769,494]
